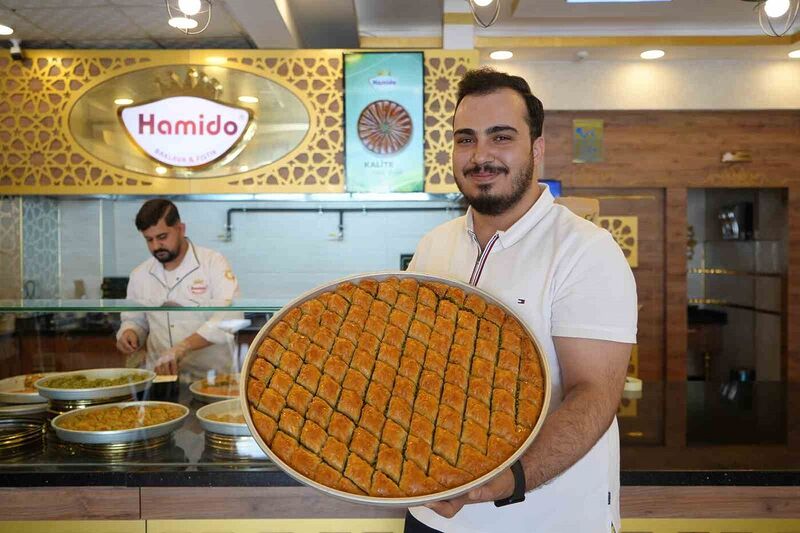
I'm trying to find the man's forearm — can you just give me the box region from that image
[178,332,213,353]
[520,381,622,491]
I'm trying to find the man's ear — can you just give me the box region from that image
[532,136,545,161]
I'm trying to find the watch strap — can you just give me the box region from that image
[493,460,526,507]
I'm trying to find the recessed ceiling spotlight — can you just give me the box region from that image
[789,49,800,58]
[178,0,202,16]
[155,166,168,175]
[206,56,227,65]
[168,16,198,30]
[490,50,513,60]
[238,95,259,104]
[640,49,665,60]
[114,98,133,106]
[0,24,13,36]
[473,0,495,5]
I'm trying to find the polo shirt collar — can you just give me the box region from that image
[465,184,555,249]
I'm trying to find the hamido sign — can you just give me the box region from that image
[119,96,252,168]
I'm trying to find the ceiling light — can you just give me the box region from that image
[468,0,501,28]
[155,166,168,175]
[640,49,665,60]
[789,49,800,58]
[238,165,249,172]
[238,95,259,103]
[206,56,227,64]
[765,0,791,17]
[743,0,800,36]
[0,25,13,36]
[114,98,134,105]
[168,16,198,30]
[178,0,202,16]
[489,50,513,60]
[165,0,211,34]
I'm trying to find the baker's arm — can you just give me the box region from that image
[426,336,631,518]
[116,274,150,354]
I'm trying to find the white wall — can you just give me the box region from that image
[104,200,460,301]
[59,199,103,299]
[491,59,800,110]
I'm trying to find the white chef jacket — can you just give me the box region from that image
[407,186,638,533]
[118,240,243,380]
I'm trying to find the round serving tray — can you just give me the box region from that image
[35,368,156,401]
[47,395,133,420]
[50,400,188,444]
[240,271,551,507]
[189,376,240,404]
[0,418,46,452]
[0,373,59,404]
[205,433,269,460]
[0,402,48,417]
[197,398,250,436]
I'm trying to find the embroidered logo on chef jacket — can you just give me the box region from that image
[224,269,235,281]
[190,278,208,295]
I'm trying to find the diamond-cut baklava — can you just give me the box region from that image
[246,276,545,498]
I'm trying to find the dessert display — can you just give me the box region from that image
[197,398,253,438]
[0,373,57,404]
[244,274,548,502]
[51,401,188,444]
[41,372,149,390]
[56,403,185,431]
[207,413,246,424]
[190,373,240,403]
[357,100,412,155]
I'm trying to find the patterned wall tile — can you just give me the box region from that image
[22,196,60,298]
[0,196,21,299]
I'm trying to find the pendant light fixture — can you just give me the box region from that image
[468,0,502,28]
[165,0,213,35]
[741,0,799,37]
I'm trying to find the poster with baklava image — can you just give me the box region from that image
[344,52,424,193]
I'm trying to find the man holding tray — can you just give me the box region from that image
[406,68,637,532]
[116,199,243,380]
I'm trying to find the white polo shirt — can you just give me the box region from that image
[408,186,637,533]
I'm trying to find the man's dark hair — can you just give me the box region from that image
[135,199,180,231]
[456,67,544,139]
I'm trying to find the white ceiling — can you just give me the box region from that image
[0,0,797,60]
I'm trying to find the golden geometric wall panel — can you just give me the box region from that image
[598,216,639,268]
[0,49,477,195]
[423,50,477,194]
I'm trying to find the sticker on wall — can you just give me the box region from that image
[573,119,604,163]
[598,216,638,268]
[344,52,424,192]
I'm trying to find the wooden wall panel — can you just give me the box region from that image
[0,487,140,520]
[544,111,800,189]
[564,188,665,381]
[140,487,405,520]
[665,189,688,381]
[621,486,800,518]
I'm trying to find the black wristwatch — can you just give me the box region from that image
[494,460,526,507]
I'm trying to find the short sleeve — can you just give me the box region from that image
[550,232,638,343]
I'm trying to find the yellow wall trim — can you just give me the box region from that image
[358,36,443,49]
[443,12,474,26]
[476,34,798,48]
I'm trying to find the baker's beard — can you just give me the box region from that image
[152,245,179,264]
[457,158,534,216]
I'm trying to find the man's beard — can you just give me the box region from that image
[152,246,179,264]
[457,158,534,216]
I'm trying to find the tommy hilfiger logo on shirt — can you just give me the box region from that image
[517,298,526,304]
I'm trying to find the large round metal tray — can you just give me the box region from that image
[0,402,48,417]
[50,400,188,444]
[34,368,156,401]
[197,398,250,436]
[0,373,59,404]
[240,271,551,507]
[189,374,240,403]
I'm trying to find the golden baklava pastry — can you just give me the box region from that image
[247,276,545,498]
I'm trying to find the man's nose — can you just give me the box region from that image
[469,140,494,165]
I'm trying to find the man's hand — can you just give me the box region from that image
[116,329,140,354]
[425,466,514,518]
[154,341,189,375]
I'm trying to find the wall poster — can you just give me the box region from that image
[344,52,424,192]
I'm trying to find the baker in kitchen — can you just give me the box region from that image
[116,198,243,380]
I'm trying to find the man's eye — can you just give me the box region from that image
[455,138,473,144]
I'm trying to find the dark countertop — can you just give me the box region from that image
[1,381,799,488]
